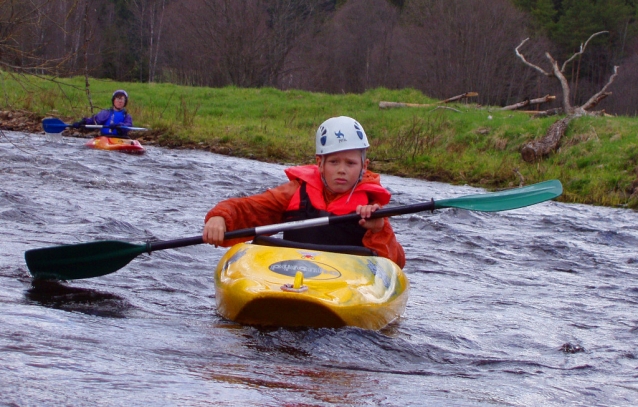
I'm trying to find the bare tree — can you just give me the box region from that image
[515,31,619,162]
[600,36,638,116]
[390,0,549,106]
[160,0,325,88]
[185,0,270,87]
[0,0,73,74]
[284,0,556,104]
[0,0,105,113]
[128,0,167,83]
[262,0,324,87]
[286,0,399,93]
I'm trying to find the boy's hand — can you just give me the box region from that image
[356,204,384,233]
[203,216,227,246]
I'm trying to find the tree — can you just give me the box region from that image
[0,0,77,74]
[127,0,168,83]
[515,32,619,162]
[530,0,557,34]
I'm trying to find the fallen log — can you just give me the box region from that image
[379,101,430,109]
[379,92,478,109]
[521,116,572,163]
[527,108,564,118]
[501,95,555,111]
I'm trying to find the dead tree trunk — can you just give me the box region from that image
[379,92,478,109]
[515,32,619,162]
[521,116,571,162]
[500,95,555,111]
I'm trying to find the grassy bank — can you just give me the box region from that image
[2,73,638,208]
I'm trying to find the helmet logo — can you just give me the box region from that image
[335,130,346,143]
[354,123,364,140]
[320,126,327,146]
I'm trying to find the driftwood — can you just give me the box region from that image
[512,108,564,118]
[379,92,478,109]
[521,116,572,162]
[515,31,619,163]
[500,95,555,111]
[379,101,431,109]
[588,110,615,117]
[529,108,563,118]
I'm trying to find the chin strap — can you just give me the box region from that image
[319,156,337,195]
[345,170,364,203]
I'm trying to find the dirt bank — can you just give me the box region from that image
[0,110,44,133]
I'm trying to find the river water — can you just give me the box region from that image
[1,131,637,406]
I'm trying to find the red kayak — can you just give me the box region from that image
[85,136,146,154]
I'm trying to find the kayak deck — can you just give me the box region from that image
[85,136,145,154]
[214,242,409,330]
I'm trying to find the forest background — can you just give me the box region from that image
[2,0,637,115]
[1,0,638,208]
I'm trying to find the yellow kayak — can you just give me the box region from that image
[214,240,409,330]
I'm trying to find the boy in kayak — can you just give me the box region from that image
[203,116,406,268]
[72,90,133,138]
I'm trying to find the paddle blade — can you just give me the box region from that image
[435,179,562,212]
[122,126,148,131]
[25,241,147,280]
[42,118,70,134]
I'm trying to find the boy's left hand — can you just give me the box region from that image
[356,204,384,233]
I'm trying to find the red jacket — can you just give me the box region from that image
[283,165,390,215]
[205,165,406,268]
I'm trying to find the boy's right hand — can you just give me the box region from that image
[203,216,227,246]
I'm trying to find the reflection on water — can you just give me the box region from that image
[1,132,637,406]
[26,279,131,318]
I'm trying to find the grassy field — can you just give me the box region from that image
[2,73,638,208]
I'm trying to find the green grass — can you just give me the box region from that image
[2,72,638,208]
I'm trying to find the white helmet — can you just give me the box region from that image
[112,89,128,99]
[315,116,369,155]
[112,89,129,106]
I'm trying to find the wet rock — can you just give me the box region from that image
[560,343,585,353]
[0,110,44,133]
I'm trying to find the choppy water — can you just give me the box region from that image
[1,131,637,406]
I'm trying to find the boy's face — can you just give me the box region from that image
[316,149,368,194]
[113,96,126,110]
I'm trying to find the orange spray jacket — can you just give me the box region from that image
[205,165,406,268]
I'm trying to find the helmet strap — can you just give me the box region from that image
[319,156,337,194]
[345,179,359,203]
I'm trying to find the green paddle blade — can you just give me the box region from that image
[25,240,148,280]
[435,179,562,212]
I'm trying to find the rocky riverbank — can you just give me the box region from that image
[0,109,165,144]
[0,109,250,157]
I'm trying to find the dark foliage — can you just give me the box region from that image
[1,0,636,115]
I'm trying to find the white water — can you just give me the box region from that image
[1,132,637,406]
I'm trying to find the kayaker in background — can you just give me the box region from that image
[203,116,406,268]
[72,90,133,138]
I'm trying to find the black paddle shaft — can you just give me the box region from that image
[147,236,204,252]
[231,200,436,238]
[145,200,436,253]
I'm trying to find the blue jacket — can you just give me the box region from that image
[82,109,133,137]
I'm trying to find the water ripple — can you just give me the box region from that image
[1,133,637,406]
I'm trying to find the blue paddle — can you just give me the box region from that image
[42,117,147,133]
